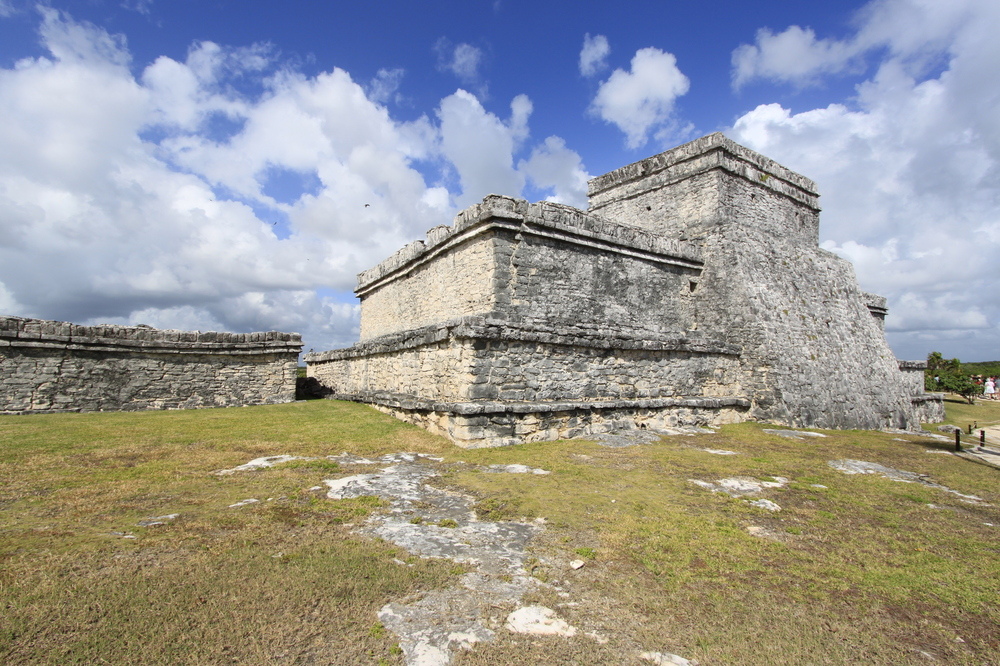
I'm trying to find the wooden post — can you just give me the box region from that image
[955,429,962,452]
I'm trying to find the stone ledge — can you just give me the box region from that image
[0,315,303,354]
[3,339,302,356]
[328,391,752,415]
[355,196,704,294]
[304,315,739,363]
[588,132,819,211]
[898,360,928,370]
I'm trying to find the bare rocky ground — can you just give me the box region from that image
[212,427,996,666]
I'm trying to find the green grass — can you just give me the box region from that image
[2,400,999,664]
[938,392,1000,430]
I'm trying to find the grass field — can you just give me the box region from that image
[2,398,999,664]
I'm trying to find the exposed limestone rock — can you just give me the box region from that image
[504,606,578,637]
[213,455,307,475]
[763,429,828,440]
[689,476,789,497]
[318,453,544,665]
[136,514,179,527]
[640,651,698,666]
[747,498,782,512]
[828,459,989,504]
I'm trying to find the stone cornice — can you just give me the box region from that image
[328,390,752,415]
[587,132,820,212]
[0,316,302,356]
[304,314,739,363]
[355,196,704,296]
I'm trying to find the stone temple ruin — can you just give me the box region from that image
[0,134,943,442]
[305,133,943,447]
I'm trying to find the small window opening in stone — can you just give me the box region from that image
[689,280,698,292]
[645,205,652,211]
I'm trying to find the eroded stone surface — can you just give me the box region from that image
[590,426,717,448]
[763,429,828,440]
[505,605,578,637]
[747,498,781,512]
[746,524,786,541]
[484,464,551,475]
[321,453,543,664]
[640,651,698,666]
[0,315,301,414]
[213,455,308,475]
[689,475,788,512]
[828,459,988,504]
[689,476,788,497]
[136,513,179,527]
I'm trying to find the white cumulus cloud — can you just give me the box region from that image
[579,33,610,77]
[589,47,690,149]
[0,10,587,353]
[519,136,590,209]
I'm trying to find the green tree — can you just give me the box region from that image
[926,351,980,404]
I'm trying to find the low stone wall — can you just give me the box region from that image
[356,392,749,448]
[305,315,747,447]
[0,316,302,414]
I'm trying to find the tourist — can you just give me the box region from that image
[985,377,996,401]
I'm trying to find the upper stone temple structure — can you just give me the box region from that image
[305,133,943,447]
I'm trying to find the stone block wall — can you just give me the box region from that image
[307,315,742,404]
[587,133,938,431]
[0,316,302,414]
[358,232,500,340]
[356,196,704,342]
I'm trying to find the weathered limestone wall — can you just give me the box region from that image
[308,316,742,404]
[356,196,704,341]
[898,360,945,423]
[370,398,749,448]
[358,232,499,340]
[0,316,302,414]
[588,133,939,430]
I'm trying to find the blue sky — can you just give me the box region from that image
[0,0,998,361]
